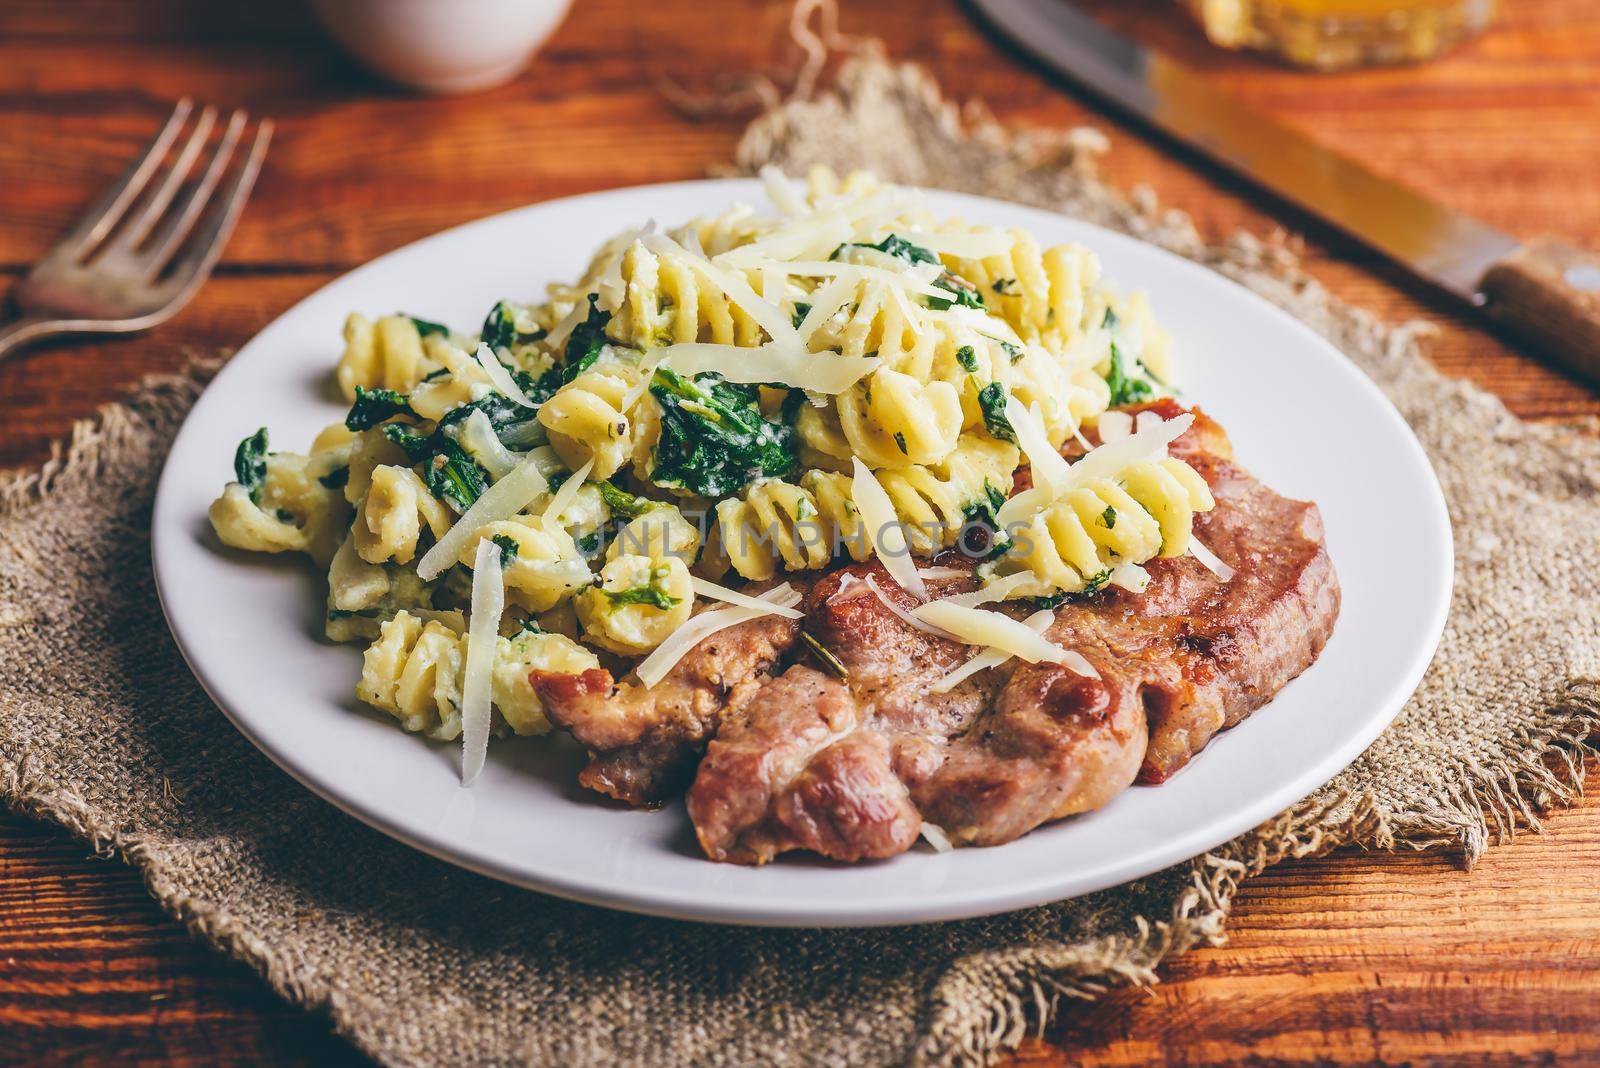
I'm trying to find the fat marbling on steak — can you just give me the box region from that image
[541,401,1339,862]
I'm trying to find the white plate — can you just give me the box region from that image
[152,180,1452,927]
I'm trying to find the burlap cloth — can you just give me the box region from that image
[3,50,1598,1068]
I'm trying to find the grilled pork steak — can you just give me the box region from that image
[534,608,802,806]
[685,403,1340,863]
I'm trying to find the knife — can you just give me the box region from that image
[970,0,1600,385]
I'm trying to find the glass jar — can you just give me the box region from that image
[1183,0,1498,71]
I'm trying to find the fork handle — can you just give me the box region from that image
[0,317,65,362]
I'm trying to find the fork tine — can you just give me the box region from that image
[158,119,272,295]
[111,104,217,254]
[53,98,193,260]
[139,109,245,276]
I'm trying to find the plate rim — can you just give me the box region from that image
[151,178,1454,927]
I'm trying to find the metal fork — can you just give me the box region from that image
[0,99,271,361]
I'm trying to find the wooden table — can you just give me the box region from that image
[3,1,1597,1063]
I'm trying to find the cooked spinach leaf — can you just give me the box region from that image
[790,301,812,329]
[406,315,450,338]
[1101,305,1156,407]
[977,383,1015,443]
[830,233,939,266]
[647,368,797,497]
[491,533,520,567]
[955,345,979,372]
[480,301,545,352]
[345,386,415,431]
[318,465,350,490]
[556,294,612,386]
[596,480,662,520]
[422,439,488,513]
[234,428,268,503]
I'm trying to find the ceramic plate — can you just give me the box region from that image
[152,180,1452,926]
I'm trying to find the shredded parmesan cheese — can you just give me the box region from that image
[661,342,879,395]
[905,228,1014,259]
[460,537,505,785]
[760,164,807,216]
[916,566,968,580]
[1190,536,1237,582]
[1096,410,1133,442]
[690,576,804,619]
[919,821,955,853]
[455,409,519,480]
[1109,562,1150,593]
[473,342,538,408]
[540,458,596,523]
[864,574,958,639]
[912,600,1070,666]
[936,571,1036,609]
[931,608,1054,693]
[416,454,551,582]
[641,233,798,346]
[851,458,930,602]
[636,584,802,688]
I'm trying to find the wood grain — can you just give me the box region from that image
[1,0,1598,1064]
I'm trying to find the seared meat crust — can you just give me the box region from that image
[533,609,801,806]
[685,402,1340,862]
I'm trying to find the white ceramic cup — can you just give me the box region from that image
[308,0,574,95]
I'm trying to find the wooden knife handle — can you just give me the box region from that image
[1480,236,1600,387]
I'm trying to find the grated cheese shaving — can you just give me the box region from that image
[851,459,930,602]
[760,164,807,216]
[460,537,505,785]
[912,600,1070,666]
[919,821,955,853]
[641,232,798,346]
[416,454,551,582]
[937,570,1037,609]
[1109,562,1150,593]
[931,608,1054,693]
[863,574,959,640]
[1012,396,1074,494]
[751,258,951,303]
[1096,410,1133,442]
[904,228,1015,260]
[473,342,539,408]
[690,575,804,619]
[540,458,596,523]
[660,341,879,395]
[455,408,519,480]
[636,584,802,688]
[1189,536,1236,582]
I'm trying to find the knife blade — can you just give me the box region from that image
[970,0,1600,384]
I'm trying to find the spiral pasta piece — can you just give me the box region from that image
[357,610,599,739]
[454,516,593,612]
[714,435,1019,579]
[574,554,694,655]
[537,364,658,480]
[715,479,832,581]
[942,235,1102,354]
[835,369,963,468]
[336,313,457,403]
[805,435,1018,558]
[352,464,453,566]
[996,456,1215,596]
[209,449,351,568]
[604,241,763,350]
